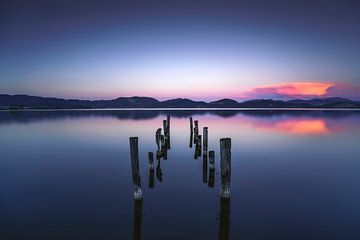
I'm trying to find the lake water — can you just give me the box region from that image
[1,110,360,240]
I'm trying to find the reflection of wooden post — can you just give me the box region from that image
[148,152,154,170]
[218,198,230,240]
[130,137,143,200]
[209,150,215,170]
[203,127,208,156]
[203,154,208,183]
[208,150,215,188]
[149,152,154,188]
[220,138,231,198]
[133,199,143,240]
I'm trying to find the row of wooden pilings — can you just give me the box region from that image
[129,115,231,200]
[129,115,231,240]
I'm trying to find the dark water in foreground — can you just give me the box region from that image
[0,110,360,240]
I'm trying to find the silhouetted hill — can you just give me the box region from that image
[209,99,240,108]
[287,97,352,106]
[1,94,359,109]
[160,98,207,108]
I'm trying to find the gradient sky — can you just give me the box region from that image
[1,0,360,100]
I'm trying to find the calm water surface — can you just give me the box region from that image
[1,110,360,240]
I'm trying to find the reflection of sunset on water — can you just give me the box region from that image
[269,119,329,135]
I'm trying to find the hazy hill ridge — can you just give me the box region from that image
[1,94,359,109]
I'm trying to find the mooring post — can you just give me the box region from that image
[194,120,199,144]
[166,115,170,132]
[220,138,231,199]
[190,117,193,133]
[203,127,208,156]
[163,120,167,136]
[189,132,193,148]
[129,137,143,200]
[166,115,171,150]
[155,128,161,150]
[194,135,202,158]
[156,159,163,182]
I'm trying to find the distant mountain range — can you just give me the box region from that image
[0,94,359,109]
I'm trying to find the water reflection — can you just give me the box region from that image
[1,109,360,239]
[133,199,143,240]
[218,198,231,240]
[1,110,360,136]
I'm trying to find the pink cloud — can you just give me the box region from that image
[241,81,360,100]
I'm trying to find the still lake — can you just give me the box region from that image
[1,109,360,240]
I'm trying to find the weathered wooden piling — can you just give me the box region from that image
[166,115,170,132]
[163,120,167,136]
[189,117,193,133]
[194,120,199,144]
[155,128,161,150]
[148,152,154,170]
[189,132,193,148]
[203,127,208,156]
[194,135,202,159]
[166,116,171,149]
[218,198,230,240]
[156,159,163,182]
[129,137,143,200]
[209,150,215,170]
[133,199,143,240]
[220,138,231,199]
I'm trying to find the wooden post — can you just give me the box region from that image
[218,198,230,240]
[133,199,143,240]
[189,132,193,148]
[163,120,167,136]
[166,115,170,132]
[189,117,193,133]
[129,137,143,200]
[203,127,208,156]
[194,135,202,159]
[156,159,163,182]
[166,115,171,150]
[194,120,199,144]
[208,151,215,188]
[220,138,231,199]
[155,128,161,150]
[198,135,202,155]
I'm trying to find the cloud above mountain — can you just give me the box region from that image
[241,82,359,100]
